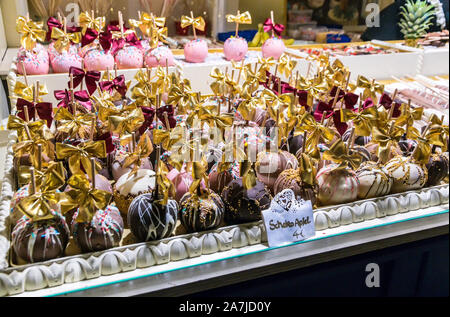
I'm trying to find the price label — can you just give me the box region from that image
[261,189,315,248]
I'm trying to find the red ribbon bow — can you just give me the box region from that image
[95,132,116,153]
[68,66,101,95]
[263,18,285,36]
[262,71,310,109]
[99,75,127,97]
[379,93,401,117]
[138,105,177,135]
[81,27,99,47]
[16,98,53,127]
[54,89,92,111]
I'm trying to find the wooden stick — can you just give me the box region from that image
[348,127,355,149]
[331,87,340,110]
[23,105,30,122]
[30,167,36,195]
[131,132,136,153]
[344,72,351,92]
[387,89,398,119]
[118,11,124,38]
[163,112,171,131]
[306,61,311,79]
[190,11,197,39]
[155,145,161,198]
[21,62,28,86]
[235,10,240,37]
[38,144,42,171]
[90,158,96,188]
[237,59,244,84]
[34,81,40,120]
[270,11,275,37]
[90,117,95,141]
[69,73,76,115]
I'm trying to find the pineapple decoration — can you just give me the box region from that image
[399,0,436,47]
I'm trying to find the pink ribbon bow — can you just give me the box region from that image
[16,98,53,127]
[68,66,101,95]
[263,18,285,36]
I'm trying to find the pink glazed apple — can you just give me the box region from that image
[83,49,115,71]
[261,37,286,59]
[51,52,83,73]
[184,39,208,63]
[16,44,49,75]
[223,37,248,61]
[144,45,175,67]
[115,45,144,69]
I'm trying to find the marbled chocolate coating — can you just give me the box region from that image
[128,193,178,242]
[222,178,272,225]
[72,205,124,252]
[179,189,224,233]
[12,213,70,263]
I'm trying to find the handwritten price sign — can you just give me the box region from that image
[261,189,315,247]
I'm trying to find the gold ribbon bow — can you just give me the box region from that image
[7,115,47,141]
[371,124,405,164]
[55,107,96,139]
[263,89,293,124]
[356,76,384,102]
[395,103,424,138]
[278,53,297,78]
[407,128,432,164]
[79,11,105,34]
[297,74,329,107]
[18,161,66,190]
[425,114,449,150]
[210,67,227,96]
[16,16,46,50]
[257,56,276,73]
[341,106,378,137]
[153,125,184,152]
[169,134,202,171]
[188,104,234,131]
[155,66,170,91]
[189,159,209,194]
[56,141,106,175]
[51,27,82,53]
[181,15,206,31]
[238,87,266,122]
[167,74,196,114]
[243,64,267,94]
[122,134,154,175]
[130,12,166,39]
[61,174,112,223]
[16,170,66,222]
[298,113,335,153]
[13,81,48,102]
[154,158,176,205]
[298,152,317,186]
[108,106,145,141]
[13,137,55,167]
[323,139,362,170]
[226,11,252,24]
[240,153,257,190]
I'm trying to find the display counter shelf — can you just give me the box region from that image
[9,206,448,297]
